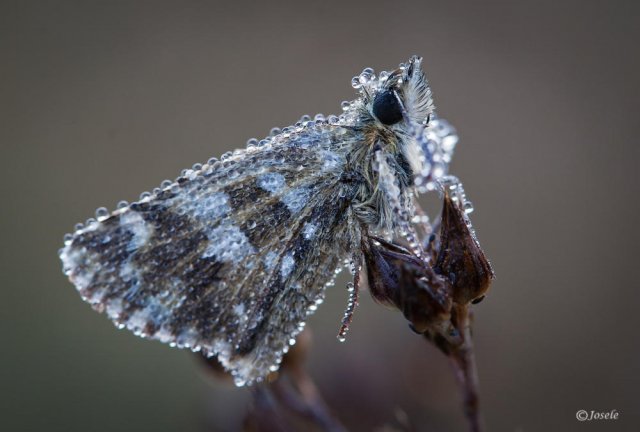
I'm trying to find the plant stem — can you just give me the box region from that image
[448,312,483,432]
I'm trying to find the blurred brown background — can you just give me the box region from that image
[2,1,639,431]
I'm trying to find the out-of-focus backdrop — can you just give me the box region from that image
[2,1,639,431]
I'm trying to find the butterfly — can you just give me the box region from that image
[59,56,459,386]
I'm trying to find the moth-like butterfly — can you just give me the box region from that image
[60,56,461,386]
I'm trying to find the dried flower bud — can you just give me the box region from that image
[433,191,494,306]
[362,236,452,334]
[362,180,494,354]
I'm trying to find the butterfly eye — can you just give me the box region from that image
[372,90,404,125]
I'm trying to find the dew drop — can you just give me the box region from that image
[95,207,109,220]
[464,201,474,214]
[359,68,374,85]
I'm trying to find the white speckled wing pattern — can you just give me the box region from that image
[60,122,361,385]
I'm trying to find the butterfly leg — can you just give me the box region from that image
[374,149,426,261]
[337,251,362,342]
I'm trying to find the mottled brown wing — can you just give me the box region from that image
[60,124,361,385]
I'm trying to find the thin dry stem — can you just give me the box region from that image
[447,310,483,432]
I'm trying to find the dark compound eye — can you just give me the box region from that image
[372,90,404,125]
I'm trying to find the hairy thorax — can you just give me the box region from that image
[347,124,414,232]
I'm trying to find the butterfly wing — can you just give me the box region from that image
[60,123,361,385]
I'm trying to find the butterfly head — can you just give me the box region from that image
[351,55,434,130]
[348,56,454,192]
